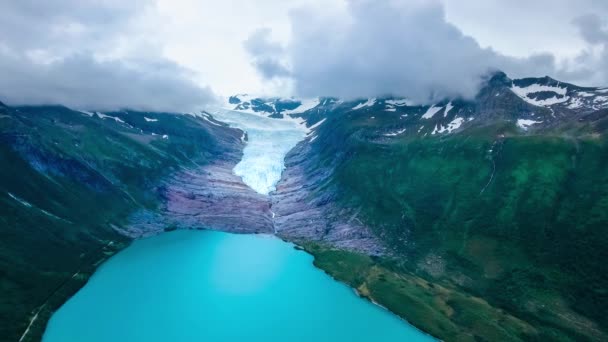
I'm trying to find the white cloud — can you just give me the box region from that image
[0,0,607,106]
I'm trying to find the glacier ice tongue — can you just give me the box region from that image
[206,108,309,195]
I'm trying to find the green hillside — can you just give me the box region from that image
[305,111,608,341]
[0,105,228,341]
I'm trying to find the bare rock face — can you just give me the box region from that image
[160,159,273,234]
[125,129,274,237]
[271,141,386,256]
[126,116,385,256]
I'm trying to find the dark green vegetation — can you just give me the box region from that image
[308,109,608,340]
[0,104,230,341]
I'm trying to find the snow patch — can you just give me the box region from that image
[385,108,397,112]
[97,113,125,124]
[444,102,454,117]
[517,119,542,130]
[510,83,569,107]
[432,117,465,134]
[384,128,406,136]
[307,118,326,133]
[577,91,595,97]
[200,113,223,126]
[283,98,321,114]
[352,98,377,110]
[78,110,95,117]
[594,96,608,103]
[144,117,158,122]
[568,97,584,109]
[421,105,443,119]
[385,99,410,106]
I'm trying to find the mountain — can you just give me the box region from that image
[265,73,608,341]
[2,71,608,341]
[0,105,244,341]
[228,72,608,136]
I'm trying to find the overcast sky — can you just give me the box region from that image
[0,0,607,110]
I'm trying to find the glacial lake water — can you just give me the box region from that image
[43,230,434,342]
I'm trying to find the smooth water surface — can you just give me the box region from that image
[208,108,308,195]
[43,230,434,342]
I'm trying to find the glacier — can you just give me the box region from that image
[206,108,309,195]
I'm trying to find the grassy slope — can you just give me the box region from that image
[0,106,225,341]
[308,113,608,341]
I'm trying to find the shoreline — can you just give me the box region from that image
[37,227,438,342]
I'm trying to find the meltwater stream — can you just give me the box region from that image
[43,108,435,341]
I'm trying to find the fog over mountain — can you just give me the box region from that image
[245,0,608,103]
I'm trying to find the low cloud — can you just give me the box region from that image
[0,0,216,112]
[245,0,606,103]
[0,53,215,112]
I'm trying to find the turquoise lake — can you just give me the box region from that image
[43,230,434,341]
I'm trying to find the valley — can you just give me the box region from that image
[2,71,608,342]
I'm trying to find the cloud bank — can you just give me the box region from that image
[246,0,607,103]
[0,0,215,112]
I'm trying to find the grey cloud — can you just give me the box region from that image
[573,14,608,44]
[0,53,215,112]
[247,0,604,103]
[0,0,150,51]
[252,58,291,79]
[571,14,608,85]
[0,0,216,111]
[244,28,291,80]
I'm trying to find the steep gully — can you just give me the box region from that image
[125,108,385,255]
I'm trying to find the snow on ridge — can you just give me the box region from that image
[432,117,465,135]
[307,118,326,134]
[568,97,584,109]
[511,83,568,96]
[577,91,595,97]
[385,99,410,106]
[444,102,454,117]
[232,94,255,104]
[421,105,443,119]
[517,119,542,130]
[384,128,406,136]
[201,113,223,127]
[385,107,397,112]
[352,98,377,110]
[510,83,569,107]
[78,110,95,117]
[594,96,608,103]
[144,117,158,122]
[97,113,125,124]
[283,98,321,115]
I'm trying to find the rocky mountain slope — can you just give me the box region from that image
[0,104,246,341]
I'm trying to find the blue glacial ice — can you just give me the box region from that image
[206,108,309,195]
